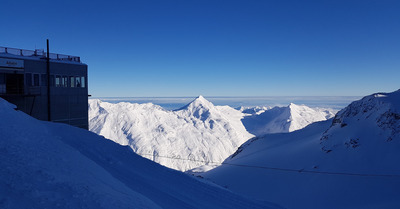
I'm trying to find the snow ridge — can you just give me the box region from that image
[321,90,400,152]
[203,90,400,209]
[242,103,335,136]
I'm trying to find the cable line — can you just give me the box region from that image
[136,152,400,178]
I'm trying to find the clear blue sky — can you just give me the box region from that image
[1,0,399,97]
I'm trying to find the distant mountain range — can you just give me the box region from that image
[241,103,335,135]
[89,96,253,171]
[89,96,335,171]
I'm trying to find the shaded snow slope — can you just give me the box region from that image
[321,90,400,153]
[89,96,253,171]
[203,90,400,209]
[242,103,335,136]
[0,98,280,209]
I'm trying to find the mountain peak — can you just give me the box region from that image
[193,95,209,104]
[178,95,214,111]
[174,96,217,121]
[288,103,300,109]
[196,95,205,100]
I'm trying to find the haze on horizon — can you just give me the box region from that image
[1,0,399,97]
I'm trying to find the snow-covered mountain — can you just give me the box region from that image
[89,97,335,172]
[236,106,270,115]
[0,98,280,209]
[203,90,400,209]
[241,103,336,136]
[321,91,400,153]
[89,96,254,171]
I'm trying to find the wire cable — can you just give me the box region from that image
[136,152,400,178]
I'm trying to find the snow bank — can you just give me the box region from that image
[0,97,280,209]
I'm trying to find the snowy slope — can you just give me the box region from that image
[203,90,400,209]
[242,103,335,136]
[0,98,280,209]
[89,96,254,171]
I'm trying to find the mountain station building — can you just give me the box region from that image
[0,46,88,129]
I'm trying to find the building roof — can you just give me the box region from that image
[0,46,86,65]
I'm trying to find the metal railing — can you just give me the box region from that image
[0,46,81,63]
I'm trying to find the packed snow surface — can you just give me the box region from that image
[203,90,400,209]
[0,98,280,209]
[89,96,254,171]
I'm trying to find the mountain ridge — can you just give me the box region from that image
[89,96,254,171]
[203,90,400,209]
[241,103,335,136]
[89,96,336,171]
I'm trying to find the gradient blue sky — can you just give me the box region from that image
[1,0,399,97]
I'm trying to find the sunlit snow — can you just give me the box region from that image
[89,96,334,171]
[0,97,279,209]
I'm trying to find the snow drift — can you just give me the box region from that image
[0,97,280,209]
[203,90,400,209]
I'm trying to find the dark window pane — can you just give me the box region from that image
[0,74,5,84]
[60,76,65,87]
[0,74,5,93]
[76,77,81,87]
[50,75,55,87]
[26,73,32,86]
[33,74,40,86]
[41,74,47,86]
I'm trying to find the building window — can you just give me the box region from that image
[33,74,40,86]
[0,74,5,93]
[41,74,47,86]
[50,75,55,87]
[26,73,32,86]
[0,74,4,84]
[80,76,86,88]
[55,75,61,87]
[76,76,81,88]
[70,76,75,87]
[63,76,68,87]
[60,76,65,87]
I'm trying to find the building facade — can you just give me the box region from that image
[0,47,88,129]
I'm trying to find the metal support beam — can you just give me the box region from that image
[46,39,51,121]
